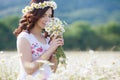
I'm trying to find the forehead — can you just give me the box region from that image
[45,8,52,15]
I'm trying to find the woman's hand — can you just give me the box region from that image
[40,36,64,62]
[49,36,64,52]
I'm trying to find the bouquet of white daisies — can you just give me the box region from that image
[45,17,66,65]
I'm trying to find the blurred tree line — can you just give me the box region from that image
[0,16,120,51]
[0,16,19,50]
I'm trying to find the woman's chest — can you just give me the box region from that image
[31,42,49,60]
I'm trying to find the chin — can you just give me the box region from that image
[41,27,45,30]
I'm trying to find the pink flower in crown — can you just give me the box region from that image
[36,47,43,52]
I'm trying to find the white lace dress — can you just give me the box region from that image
[17,31,52,80]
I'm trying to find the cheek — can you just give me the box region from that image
[37,20,42,25]
[37,19,42,24]
[37,19,45,28]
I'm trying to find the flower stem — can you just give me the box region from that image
[55,46,66,65]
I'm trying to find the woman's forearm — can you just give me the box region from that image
[49,55,58,73]
[24,48,54,75]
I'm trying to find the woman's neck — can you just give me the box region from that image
[31,25,46,44]
[31,26,42,36]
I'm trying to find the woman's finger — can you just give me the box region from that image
[57,43,63,46]
[56,38,63,42]
[52,36,57,40]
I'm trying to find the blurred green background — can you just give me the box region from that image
[0,0,120,51]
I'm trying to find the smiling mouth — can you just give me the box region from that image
[42,23,46,27]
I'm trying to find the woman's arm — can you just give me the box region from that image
[48,36,64,73]
[17,38,54,75]
[17,36,63,75]
[49,54,58,73]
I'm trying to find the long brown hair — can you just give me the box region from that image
[13,0,54,37]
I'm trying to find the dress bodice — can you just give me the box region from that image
[17,31,52,80]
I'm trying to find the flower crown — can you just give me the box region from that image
[22,1,57,14]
